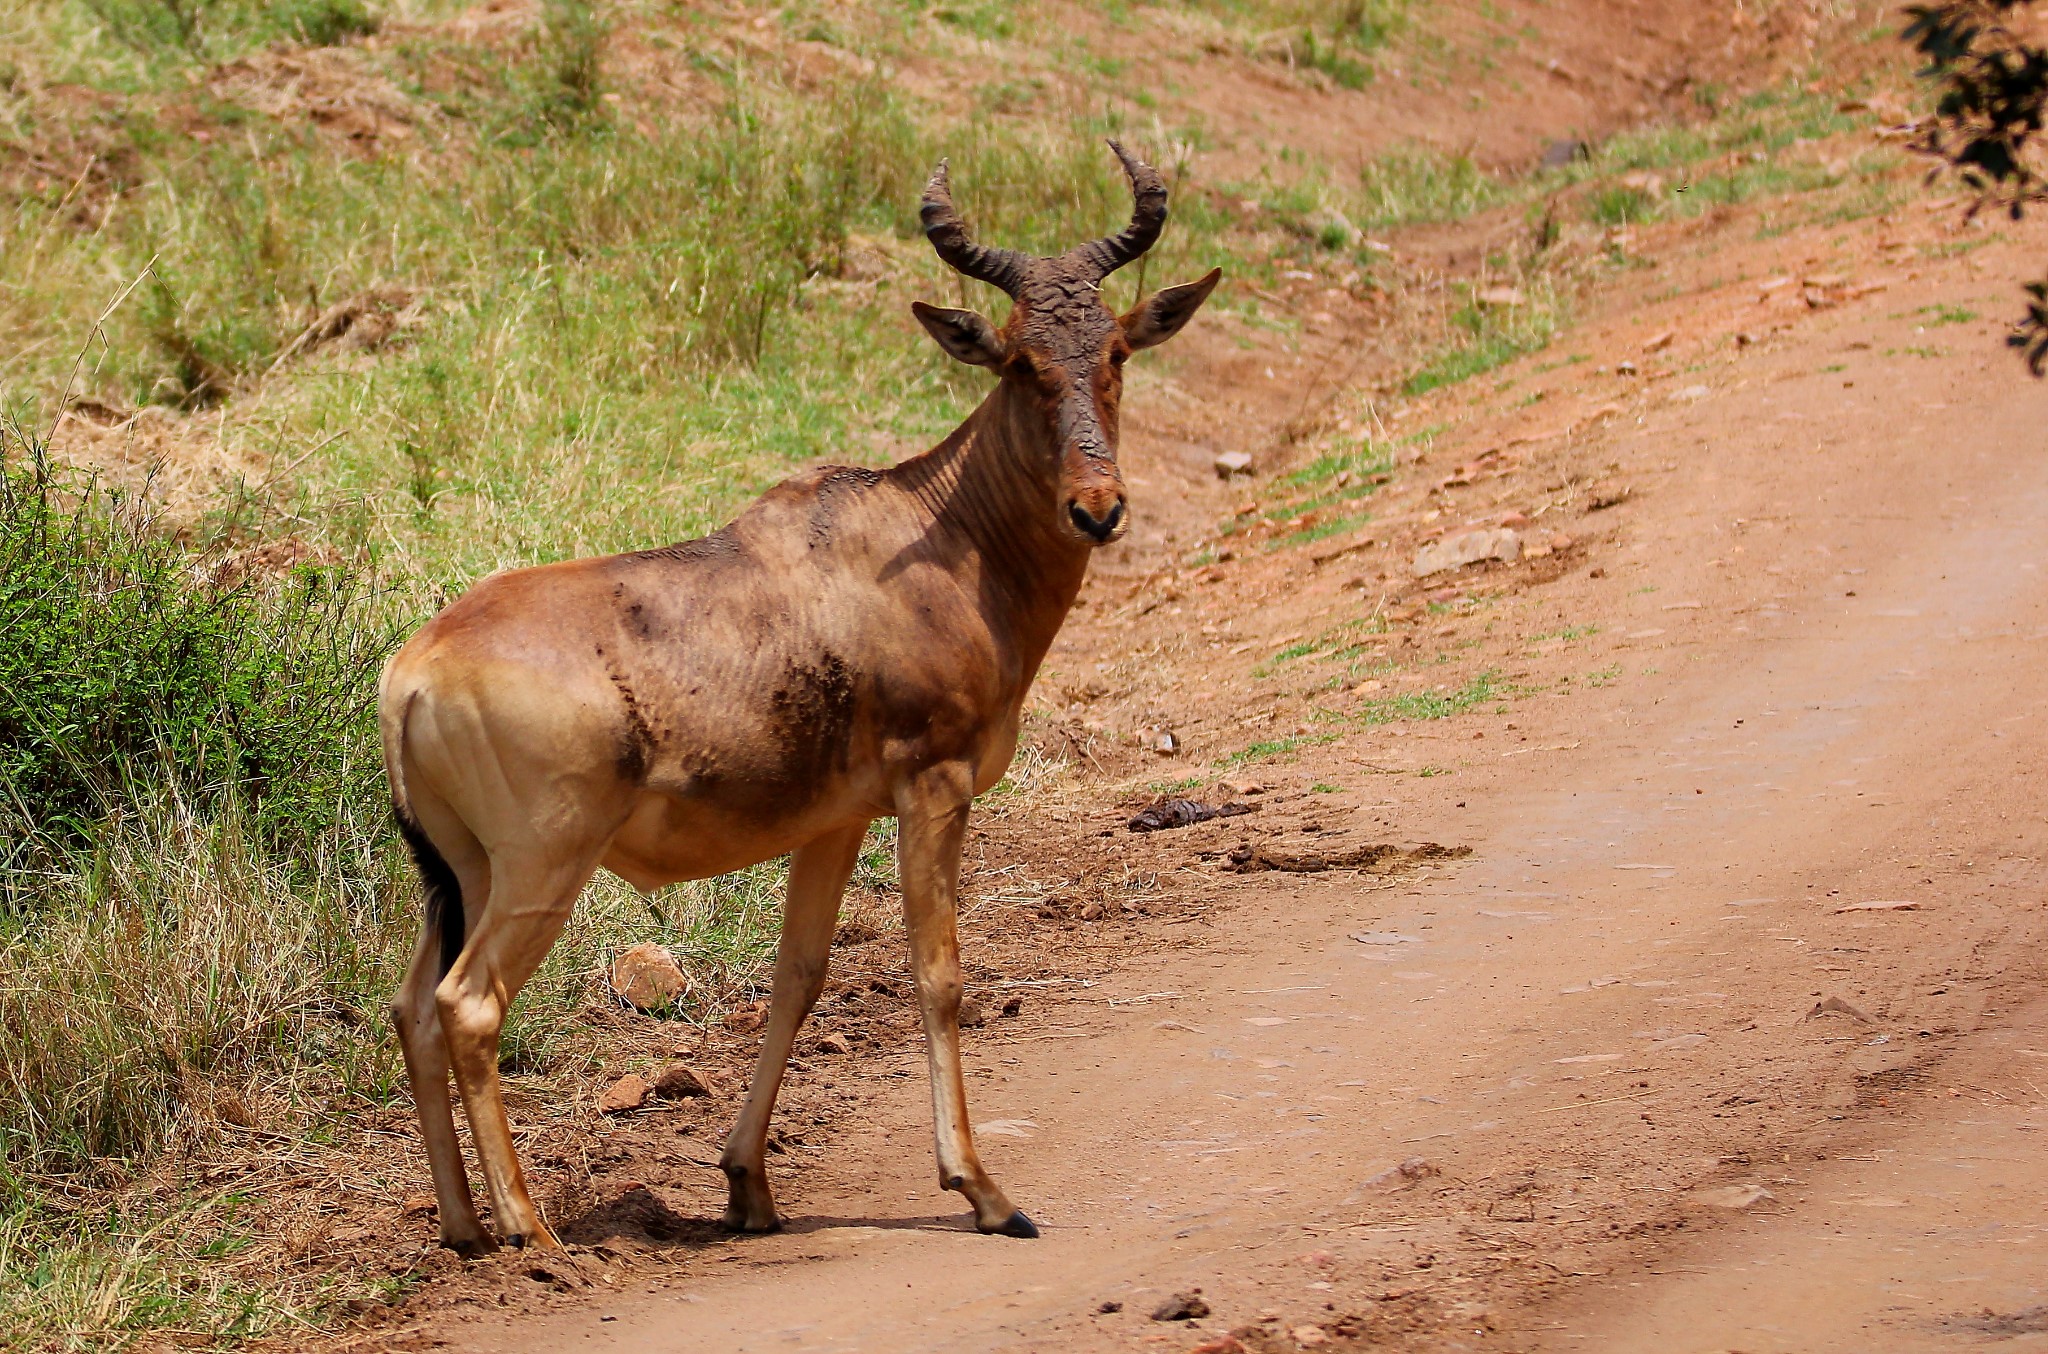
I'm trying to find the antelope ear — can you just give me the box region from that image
[912,301,1007,368]
[1120,267,1223,351]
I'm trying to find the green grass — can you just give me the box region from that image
[1351,670,1501,724]
[1214,731,1340,768]
[1402,290,1560,396]
[1219,672,1502,767]
[1918,303,1978,326]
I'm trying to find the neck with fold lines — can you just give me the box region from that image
[888,378,1097,670]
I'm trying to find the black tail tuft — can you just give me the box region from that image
[396,805,464,978]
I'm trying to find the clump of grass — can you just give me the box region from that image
[1351,145,1503,229]
[0,789,404,1183]
[1354,669,1500,723]
[79,0,377,60]
[1214,731,1340,768]
[1401,286,1559,396]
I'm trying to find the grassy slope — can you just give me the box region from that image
[0,0,1920,1345]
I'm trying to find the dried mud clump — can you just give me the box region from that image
[1226,840,1470,874]
[208,47,430,149]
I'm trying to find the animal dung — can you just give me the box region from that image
[1227,840,1470,874]
[1150,1291,1210,1321]
[1127,798,1254,832]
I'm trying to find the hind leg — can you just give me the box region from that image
[721,822,868,1231]
[437,842,603,1249]
[390,799,492,1254]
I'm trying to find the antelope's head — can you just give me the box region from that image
[911,141,1221,548]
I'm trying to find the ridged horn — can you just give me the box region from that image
[920,159,1030,297]
[1066,139,1168,281]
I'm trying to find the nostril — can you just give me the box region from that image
[1070,502,1126,543]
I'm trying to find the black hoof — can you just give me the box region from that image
[443,1236,496,1260]
[984,1209,1039,1239]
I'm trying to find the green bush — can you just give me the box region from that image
[0,426,395,874]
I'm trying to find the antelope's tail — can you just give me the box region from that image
[383,681,465,980]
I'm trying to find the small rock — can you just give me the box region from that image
[1190,1339,1247,1354]
[1413,528,1522,579]
[1001,995,1024,1017]
[1097,1300,1122,1314]
[1540,137,1590,167]
[1807,995,1875,1024]
[815,1032,854,1055]
[1151,730,1181,755]
[1643,330,1676,352]
[1475,285,1525,307]
[652,1063,716,1100]
[401,1194,437,1217]
[1292,1327,1330,1348]
[1151,1291,1210,1322]
[1689,1183,1775,1209]
[609,942,686,1012]
[1079,899,1109,921]
[958,998,986,1028]
[598,1074,652,1114]
[1214,450,1255,479]
[1615,359,1639,376]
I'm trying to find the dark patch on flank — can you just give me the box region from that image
[767,650,857,783]
[607,666,658,782]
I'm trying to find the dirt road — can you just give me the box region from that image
[403,194,2048,1351]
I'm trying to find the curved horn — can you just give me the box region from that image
[1067,138,1169,281]
[920,159,1030,297]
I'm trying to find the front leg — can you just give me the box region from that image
[721,822,868,1232]
[895,763,1037,1238]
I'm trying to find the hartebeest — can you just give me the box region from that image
[379,141,1220,1253]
